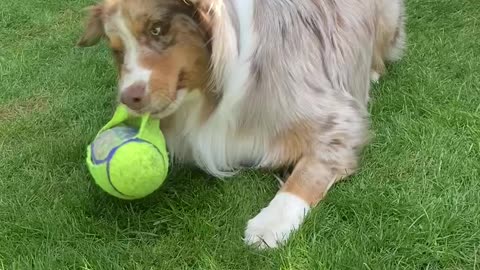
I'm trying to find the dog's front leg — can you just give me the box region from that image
[244,156,351,249]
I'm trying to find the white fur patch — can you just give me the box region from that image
[215,0,256,115]
[105,10,152,93]
[164,92,268,176]
[244,192,310,249]
[163,0,265,176]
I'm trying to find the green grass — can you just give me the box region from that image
[1,0,479,269]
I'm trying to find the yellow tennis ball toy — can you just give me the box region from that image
[86,104,169,200]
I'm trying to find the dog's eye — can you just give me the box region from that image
[150,22,170,37]
[151,26,162,36]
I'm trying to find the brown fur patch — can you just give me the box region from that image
[139,43,209,98]
[281,156,354,206]
[76,5,104,47]
[264,123,312,168]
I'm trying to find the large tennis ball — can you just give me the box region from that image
[86,105,169,200]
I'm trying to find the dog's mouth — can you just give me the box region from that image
[122,70,189,119]
[148,89,188,119]
[149,71,188,118]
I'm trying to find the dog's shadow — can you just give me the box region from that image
[84,165,277,240]
[86,166,217,214]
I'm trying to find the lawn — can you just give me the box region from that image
[0,0,479,269]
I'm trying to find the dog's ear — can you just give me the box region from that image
[77,5,104,47]
[187,0,214,44]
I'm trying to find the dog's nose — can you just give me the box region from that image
[121,82,147,111]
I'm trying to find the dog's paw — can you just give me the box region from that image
[244,192,310,249]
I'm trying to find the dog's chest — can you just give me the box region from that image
[163,94,269,177]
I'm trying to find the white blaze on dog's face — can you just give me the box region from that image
[77,0,211,118]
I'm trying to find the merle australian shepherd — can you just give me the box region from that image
[78,0,406,248]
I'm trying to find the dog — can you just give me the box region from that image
[77,0,406,249]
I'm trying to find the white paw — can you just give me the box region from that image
[370,71,380,83]
[244,192,310,249]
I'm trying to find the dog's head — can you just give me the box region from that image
[77,0,211,118]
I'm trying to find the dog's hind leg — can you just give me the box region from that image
[371,0,406,82]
